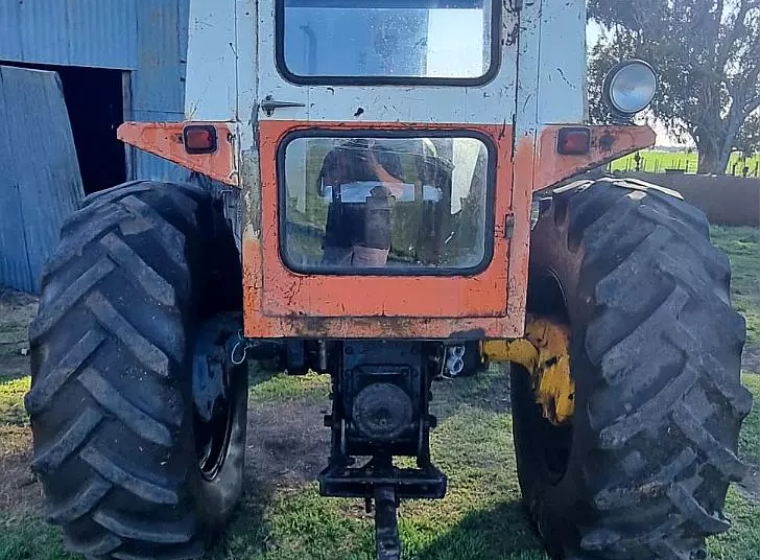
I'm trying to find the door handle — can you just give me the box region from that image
[260,95,306,116]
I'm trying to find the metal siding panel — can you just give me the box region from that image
[133,0,185,115]
[67,0,139,69]
[0,67,35,292]
[18,0,70,65]
[178,0,190,65]
[0,1,23,61]
[0,66,84,293]
[135,152,191,183]
[0,70,32,291]
[2,0,138,70]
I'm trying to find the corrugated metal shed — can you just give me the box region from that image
[0,0,190,182]
[0,66,85,293]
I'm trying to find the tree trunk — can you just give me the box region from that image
[718,104,747,176]
[697,139,723,175]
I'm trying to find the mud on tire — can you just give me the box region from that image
[26,182,246,560]
[512,178,752,560]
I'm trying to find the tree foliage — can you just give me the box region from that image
[589,0,760,174]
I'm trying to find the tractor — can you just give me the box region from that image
[26,0,751,559]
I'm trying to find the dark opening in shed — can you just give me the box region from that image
[0,61,126,195]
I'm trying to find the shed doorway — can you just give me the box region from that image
[0,61,127,195]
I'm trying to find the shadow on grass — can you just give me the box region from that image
[431,366,512,423]
[413,501,546,560]
[208,483,275,559]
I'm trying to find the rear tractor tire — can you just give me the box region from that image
[26,182,248,560]
[513,178,751,560]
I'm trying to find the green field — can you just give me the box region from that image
[712,227,760,347]
[0,226,758,560]
[610,150,760,176]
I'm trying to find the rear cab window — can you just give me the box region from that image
[278,0,499,84]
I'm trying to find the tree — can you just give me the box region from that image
[589,0,760,174]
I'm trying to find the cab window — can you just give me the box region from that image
[279,0,497,83]
[280,133,494,274]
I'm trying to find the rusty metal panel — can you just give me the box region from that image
[120,121,237,185]
[128,111,193,183]
[0,66,84,293]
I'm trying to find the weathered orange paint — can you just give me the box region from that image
[531,125,656,191]
[242,121,532,340]
[117,122,238,186]
[243,235,527,339]
[242,121,655,340]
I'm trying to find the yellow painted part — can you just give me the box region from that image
[483,314,575,425]
[481,339,538,371]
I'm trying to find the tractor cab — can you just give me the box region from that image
[119,0,654,340]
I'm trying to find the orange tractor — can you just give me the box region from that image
[26,0,750,559]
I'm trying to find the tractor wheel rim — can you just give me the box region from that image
[195,380,235,481]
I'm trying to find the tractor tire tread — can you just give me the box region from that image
[27,182,213,560]
[528,178,748,559]
[567,179,747,557]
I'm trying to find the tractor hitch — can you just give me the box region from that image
[319,341,447,560]
[374,485,401,560]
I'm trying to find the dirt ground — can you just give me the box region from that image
[0,288,36,377]
[0,288,41,518]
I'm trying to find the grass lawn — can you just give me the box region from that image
[711,226,760,349]
[741,374,760,465]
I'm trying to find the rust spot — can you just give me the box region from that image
[598,131,616,152]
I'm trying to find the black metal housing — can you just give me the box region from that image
[318,341,447,499]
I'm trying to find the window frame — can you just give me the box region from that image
[277,128,497,277]
[274,0,502,86]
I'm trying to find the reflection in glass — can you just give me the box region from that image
[282,136,490,272]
